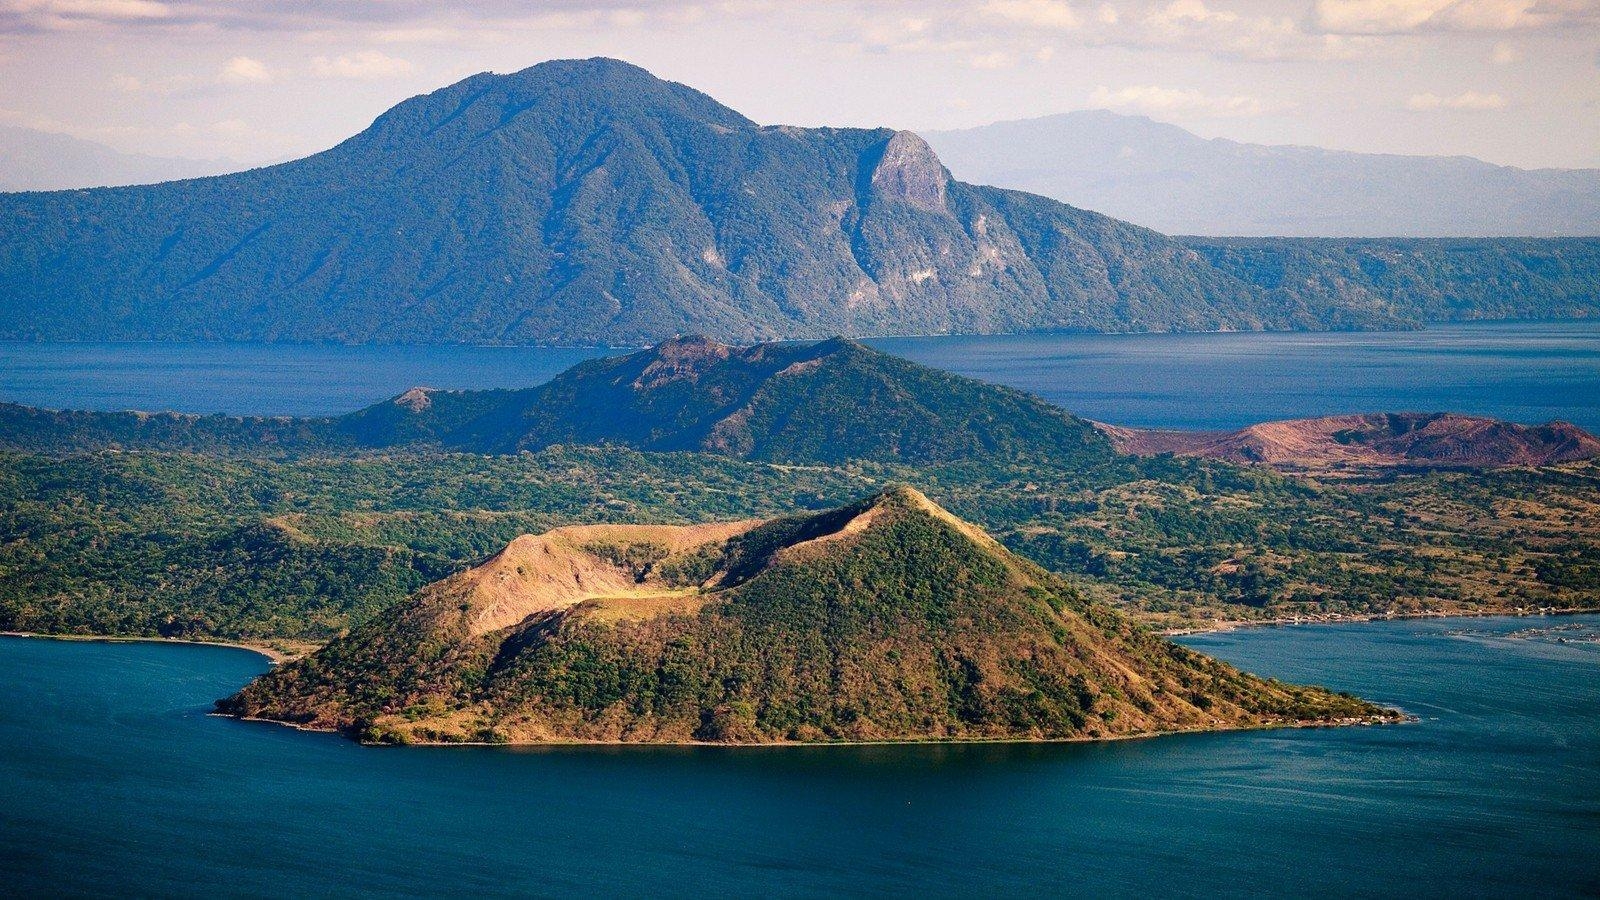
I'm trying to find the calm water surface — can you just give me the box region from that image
[2,321,1596,429]
[3,616,1596,898]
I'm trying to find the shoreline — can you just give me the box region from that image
[0,631,311,664]
[1158,605,1600,637]
[224,710,1408,750]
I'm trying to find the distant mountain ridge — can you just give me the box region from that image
[218,485,1397,744]
[2,58,1597,344]
[0,125,237,192]
[925,110,1600,238]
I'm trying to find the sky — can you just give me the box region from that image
[1,0,1597,169]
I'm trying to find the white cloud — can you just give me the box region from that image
[2,0,168,30]
[1312,0,1597,34]
[371,26,462,44]
[982,0,1083,30]
[111,71,196,93]
[995,0,1374,61]
[1405,89,1509,109]
[310,51,412,80]
[1145,0,1238,28]
[1090,84,1267,117]
[968,50,1015,68]
[219,55,271,84]
[1490,40,1518,62]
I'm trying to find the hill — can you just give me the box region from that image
[925,110,1600,238]
[3,58,1597,344]
[218,486,1396,744]
[1099,413,1600,470]
[0,125,237,192]
[0,337,1117,467]
[390,336,1114,465]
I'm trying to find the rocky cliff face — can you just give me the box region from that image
[868,131,949,213]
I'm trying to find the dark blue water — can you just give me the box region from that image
[3,617,1596,898]
[2,321,1597,429]
[873,321,1600,431]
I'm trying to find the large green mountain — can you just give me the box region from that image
[1,336,1114,467]
[219,486,1395,744]
[4,58,1595,344]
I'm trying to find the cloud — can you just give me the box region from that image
[1,0,169,30]
[1405,89,1509,109]
[1311,0,1599,34]
[111,71,196,93]
[1490,40,1518,62]
[371,26,463,44]
[219,56,271,84]
[982,0,1083,29]
[967,50,1016,67]
[310,51,413,80]
[968,0,1375,62]
[1090,84,1268,116]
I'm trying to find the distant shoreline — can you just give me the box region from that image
[0,631,307,664]
[1160,605,1600,637]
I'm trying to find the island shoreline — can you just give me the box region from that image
[0,631,304,664]
[1157,605,1600,637]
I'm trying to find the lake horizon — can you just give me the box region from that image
[3,319,1598,432]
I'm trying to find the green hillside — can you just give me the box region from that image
[219,487,1396,744]
[1,337,1115,467]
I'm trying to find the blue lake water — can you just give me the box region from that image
[3,616,1596,897]
[2,321,1597,430]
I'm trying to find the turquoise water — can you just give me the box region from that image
[3,616,1596,897]
[2,321,1597,430]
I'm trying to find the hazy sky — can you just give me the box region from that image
[2,0,1597,168]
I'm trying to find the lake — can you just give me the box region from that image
[2,616,1596,897]
[2,321,1597,430]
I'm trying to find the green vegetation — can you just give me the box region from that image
[3,333,1593,660]
[1186,237,1600,325]
[220,487,1394,744]
[3,58,1594,346]
[4,445,1595,642]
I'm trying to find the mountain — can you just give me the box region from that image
[363,336,1114,464]
[1,336,1116,467]
[218,486,1396,744]
[924,110,1600,238]
[1099,413,1600,469]
[2,59,1597,345]
[0,125,237,192]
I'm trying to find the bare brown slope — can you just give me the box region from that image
[1099,413,1600,469]
[220,487,1398,745]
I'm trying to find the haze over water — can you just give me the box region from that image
[2,321,1596,430]
[2,616,1596,897]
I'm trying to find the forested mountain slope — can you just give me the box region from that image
[4,58,1595,344]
